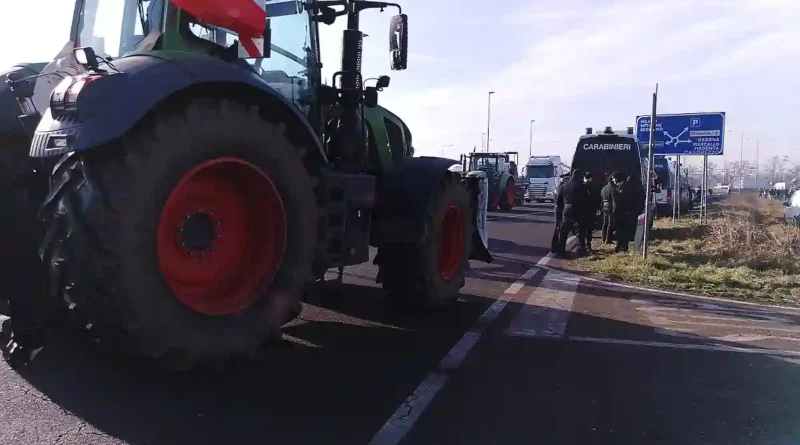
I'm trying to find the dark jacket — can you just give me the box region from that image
[613,180,645,216]
[600,182,615,214]
[585,183,601,220]
[557,177,588,219]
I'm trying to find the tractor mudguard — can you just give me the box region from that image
[29,54,325,162]
[373,156,492,263]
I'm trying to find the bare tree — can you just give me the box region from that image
[682,165,702,186]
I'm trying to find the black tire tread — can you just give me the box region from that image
[377,173,473,308]
[39,98,317,370]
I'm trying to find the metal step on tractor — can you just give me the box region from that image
[460,151,525,211]
[1,0,493,370]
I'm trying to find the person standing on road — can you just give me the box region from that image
[611,172,631,253]
[550,174,569,253]
[613,173,645,253]
[600,175,615,244]
[581,172,598,252]
[555,169,589,257]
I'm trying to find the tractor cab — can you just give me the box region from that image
[462,152,519,179]
[70,0,320,109]
[461,152,521,211]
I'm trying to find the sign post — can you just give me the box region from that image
[642,84,658,260]
[636,111,726,255]
[701,155,708,224]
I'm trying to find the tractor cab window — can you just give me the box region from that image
[188,0,316,109]
[497,157,506,173]
[471,157,498,172]
[75,0,158,58]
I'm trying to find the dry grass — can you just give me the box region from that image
[576,194,800,305]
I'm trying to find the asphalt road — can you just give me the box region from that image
[2,202,800,445]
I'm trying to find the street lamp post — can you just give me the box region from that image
[528,119,535,159]
[754,139,760,189]
[486,91,495,152]
[441,144,454,158]
[739,131,744,193]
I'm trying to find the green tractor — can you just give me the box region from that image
[15,0,492,369]
[461,151,523,212]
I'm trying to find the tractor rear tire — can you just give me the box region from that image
[378,173,472,308]
[39,99,318,370]
[499,181,514,211]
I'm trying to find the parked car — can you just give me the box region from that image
[713,183,731,195]
[784,190,800,227]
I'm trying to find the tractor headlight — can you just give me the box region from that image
[49,77,75,110]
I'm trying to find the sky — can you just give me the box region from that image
[4,0,799,169]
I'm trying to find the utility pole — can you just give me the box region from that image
[486,91,495,152]
[643,83,658,259]
[528,119,535,160]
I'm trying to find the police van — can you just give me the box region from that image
[652,156,672,216]
[569,126,647,226]
[571,126,646,187]
[652,155,694,216]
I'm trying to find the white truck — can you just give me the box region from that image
[523,155,570,203]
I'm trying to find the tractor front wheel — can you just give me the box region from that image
[378,173,472,308]
[39,99,318,370]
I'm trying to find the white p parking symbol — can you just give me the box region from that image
[691,118,701,127]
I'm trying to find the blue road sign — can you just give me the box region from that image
[635,112,726,156]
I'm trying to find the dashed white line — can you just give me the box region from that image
[368,250,556,445]
[504,281,525,295]
[505,269,580,338]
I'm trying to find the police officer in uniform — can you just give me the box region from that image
[613,172,645,253]
[581,172,598,252]
[550,173,570,253]
[555,169,589,257]
[600,174,615,243]
[611,172,630,252]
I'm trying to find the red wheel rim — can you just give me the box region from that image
[508,185,515,205]
[438,205,465,280]
[156,158,287,316]
[491,195,499,209]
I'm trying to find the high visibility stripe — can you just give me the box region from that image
[171,0,267,38]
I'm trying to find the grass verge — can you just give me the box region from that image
[575,195,800,306]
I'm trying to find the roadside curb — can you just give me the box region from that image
[544,263,800,313]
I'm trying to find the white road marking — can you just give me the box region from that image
[564,336,800,358]
[369,250,558,445]
[505,281,525,295]
[632,297,800,347]
[632,298,796,324]
[579,273,800,312]
[505,269,580,338]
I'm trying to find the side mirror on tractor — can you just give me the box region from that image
[389,14,408,71]
[364,87,379,108]
[376,75,391,89]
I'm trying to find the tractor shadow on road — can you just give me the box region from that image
[10,285,800,445]
[12,281,502,445]
[465,238,551,286]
